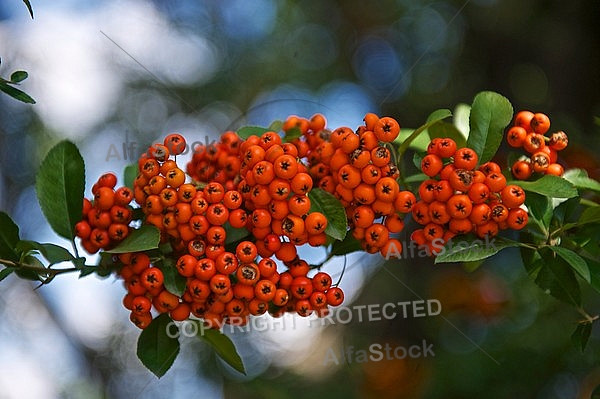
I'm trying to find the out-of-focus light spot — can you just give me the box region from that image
[510,63,549,105]
[195,101,243,134]
[438,316,488,354]
[0,133,37,181]
[352,36,406,99]
[218,0,277,41]
[244,84,320,128]
[0,348,58,399]
[400,6,448,54]
[13,186,54,240]
[44,274,125,350]
[319,81,378,130]
[136,95,169,134]
[413,55,450,94]
[552,373,580,399]
[284,24,338,71]
[0,0,221,139]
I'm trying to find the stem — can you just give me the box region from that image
[333,255,347,287]
[0,258,80,278]
[396,125,429,163]
[71,238,80,259]
[576,307,599,324]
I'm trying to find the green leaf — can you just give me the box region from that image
[532,247,581,306]
[237,126,271,140]
[268,120,284,132]
[124,163,138,190]
[426,108,452,123]
[195,324,246,375]
[283,127,302,143]
[412,151,426,171]
[517,175,578,198]
[10,71,28,83]
[0,267,16,282]
[0,212,21,262]
[331,233,362,256]
[224,222,250,246]
[106,225,160,253]
[0,82,36,104]
[563,168,600,193]
[428,121,467,149]
[524,192,552,236]
[395,129,430,152]
[79,265,99,278]
[137,313,180,378]
[553,196,581,226]
[434,235,521,264]
[396,109,453,154]
[160,258,187,296]
[308,188,347,241]
[35,141,85,240]
[585,259,600,294]
[16,241,75,266]
[22,0,34,18]
[453,103,471,136]
[403,172,428,185]
[466,91,513,164]
[551,246,591,283]
[579,206,600,225]
[571,323,592,352]
[16,254,44,281]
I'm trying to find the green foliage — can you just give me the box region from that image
[237,126,273,139]
[467,91,513,164]
[35,141,85,240]
[159,258,187,297]
[308,188,347,241]
[0,212,21,262]
[123,163,138,190]
[563,168,600,193]
[105,225,160,253]
[16,240,76,266]
[517,175,578,198]
[434,236,522,264]
[195,324,246,375]
[137,314,180,378]
[395,108,453,155]
[22,0,34,19]
[572,322,592,352]
[331,233,362,256]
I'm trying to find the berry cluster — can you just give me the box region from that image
[75,173,134,254]
[119,242,345,328]
[236,132,329,252]
[186,131,241,191]
[92,128,347,329]
[412,138,529,254]
[506,111,568,179]
[77,111,537,330]
[297,113,415,258]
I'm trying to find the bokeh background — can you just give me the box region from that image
[1,0,600,398]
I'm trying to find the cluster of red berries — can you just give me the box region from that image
[235,132,329,252]
[506,111,568,179]
[120,241,344,329]
[186,131,242,191]
[412,137,529,253]
[78,110,541,330]
[80,128,346,329]
[292,113,415,258]
[75,173,134,254]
